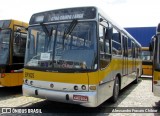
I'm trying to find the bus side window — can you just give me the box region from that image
[99,23,111,69]
[122,36,128,57]
[132,42,135,58]
[128,38,132,58]
[112,28,121,56]
[135,45,139,58]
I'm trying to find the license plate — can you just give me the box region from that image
[73,95,88,101]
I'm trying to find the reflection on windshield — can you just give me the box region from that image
[25,22,97,71]
[0,29,10,64]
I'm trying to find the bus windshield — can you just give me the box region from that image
[0,29,10,64]
[141,50,151,61]
[25,21,97,71]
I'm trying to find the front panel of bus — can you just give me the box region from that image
[0,20,27,87]
[141,48,152,76]
[23,7,101,107]
[152,34,160,97]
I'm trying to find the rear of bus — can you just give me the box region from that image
[0,20,28,87]
[141,47,152,76]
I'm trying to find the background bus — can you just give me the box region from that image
[141,47,152,76]
[23,6,142,107]
[150,23,160,97]
[0,19,28,87]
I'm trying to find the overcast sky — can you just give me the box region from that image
[0,0,159,27]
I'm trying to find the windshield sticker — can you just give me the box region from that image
[40,53,50,60]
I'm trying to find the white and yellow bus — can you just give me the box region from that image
[0,19,28,87]
[23,6,142,107]
[141,47,152,76]
[150,23,160,97]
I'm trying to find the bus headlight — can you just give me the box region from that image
[89,85,96,90]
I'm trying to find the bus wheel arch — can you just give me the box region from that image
[110,74,121,103]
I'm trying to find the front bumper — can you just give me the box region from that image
[23,84,98,107]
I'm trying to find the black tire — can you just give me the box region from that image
[111,77,120,103]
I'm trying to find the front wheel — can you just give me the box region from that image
[111,77,120,103]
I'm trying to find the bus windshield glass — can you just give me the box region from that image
[141,50,151,61]
[0,29,10,64]
[25,21,97,71]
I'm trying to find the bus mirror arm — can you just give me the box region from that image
[105,28,113,40]
[99,18,103,22]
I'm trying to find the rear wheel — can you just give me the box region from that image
[134,69,139,84]
[111,77,120,103]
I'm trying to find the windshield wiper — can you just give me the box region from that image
[64,19,78,37]
[62,19,78,48]
[40,23,54,51]
[40,23,50,37]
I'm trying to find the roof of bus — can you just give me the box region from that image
[29,6,141,47]
[0,19,28,28]
[10,19,28,27]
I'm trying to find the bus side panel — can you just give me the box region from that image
[127,58,135,82]
[0,78,3,87]
[137,59,142,77]
[0,73,23,87]
[127,59,141,84]
[153,70,160,97]
[97,58,122,105]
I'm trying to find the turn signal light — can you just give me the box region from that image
[1,73,5,78]
[89,86,96,90]
[154,81,158,84]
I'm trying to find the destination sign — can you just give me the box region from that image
[50,14,84,21]
[29,7,97,24]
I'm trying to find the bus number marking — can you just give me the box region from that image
[25,72,34,78]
